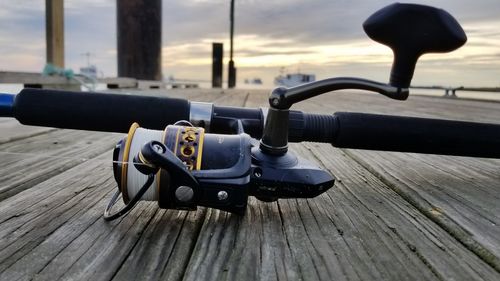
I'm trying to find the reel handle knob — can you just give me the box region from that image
[133,142,165,175]
[363,3,467,88]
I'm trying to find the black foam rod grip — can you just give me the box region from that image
[332,112,500,158]
[13,89,190,133]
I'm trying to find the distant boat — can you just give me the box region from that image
[274,73,315,87]
[244,78,263,85]
[79,65,98,79]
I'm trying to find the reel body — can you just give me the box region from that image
[106,122,334,220]
[112,123,252,216]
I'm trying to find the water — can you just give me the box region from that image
[411,89,500,102]
[1,83,498,102]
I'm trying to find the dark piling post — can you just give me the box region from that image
[212,43,223,88]
[46,0,64,68]
[228,0,236,88]
[117,0,162,80]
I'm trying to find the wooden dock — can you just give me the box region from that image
[0,89,499,280]
[0,71,199,90]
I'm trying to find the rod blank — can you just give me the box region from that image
[0,93,14,117]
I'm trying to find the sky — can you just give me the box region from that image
[0,0,499,87]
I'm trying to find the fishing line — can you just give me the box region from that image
[0,150,150,166]
[126,127,162,201]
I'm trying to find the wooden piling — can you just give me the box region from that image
[228,0,236,88]
[117,0,162,80]
[212,43,223,88]
[45,0,64,68]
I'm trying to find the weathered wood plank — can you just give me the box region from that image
[100,77,137,89]
[0,118,54,144]
[0,89,499,281]
[0,154,115,276]
[178,91,500,280]
[115,88,228,103]
[345,150,500,270]
[294,90,500,270]
[180,141,500,280]
[109,210,206,281]
[297,92,500,269]
[0,71,71,84]
[300,143,500,280]
[0,159,168,281]
[0,129,120,201]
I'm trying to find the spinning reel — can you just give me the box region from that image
[103,3,469,219]
[105,120,334,220]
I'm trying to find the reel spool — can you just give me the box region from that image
[106,122,251,220]
[113,122,205,203]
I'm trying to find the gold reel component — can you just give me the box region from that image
[164,125,205,170]
[113,123,205,205]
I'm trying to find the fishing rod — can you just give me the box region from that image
[1,3,499,219]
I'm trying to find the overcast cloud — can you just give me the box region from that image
[0,0,499,87]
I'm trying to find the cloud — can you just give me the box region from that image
[64,1,116,76]
[0,0,499,87]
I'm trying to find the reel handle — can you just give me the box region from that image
[363,3,467,88]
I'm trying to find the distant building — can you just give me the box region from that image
[244,78,263,85]
[274,73,315,87]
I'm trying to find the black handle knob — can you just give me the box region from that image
[363,3,467,88]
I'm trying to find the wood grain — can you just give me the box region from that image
[0,89,499,280]
[177,90,500,281]
[0,129,120,201]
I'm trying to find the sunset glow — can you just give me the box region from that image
[0,0,499,87]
